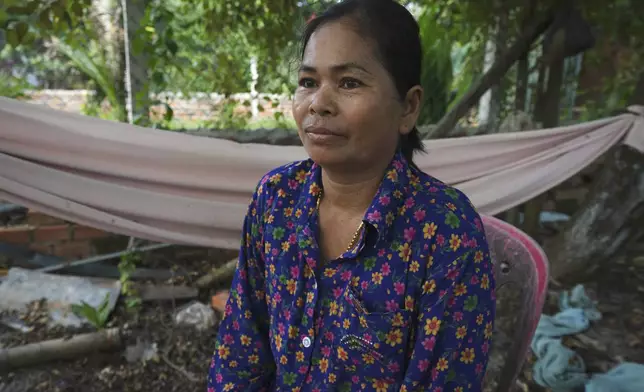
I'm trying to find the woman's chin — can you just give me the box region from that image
[304,145,349,168]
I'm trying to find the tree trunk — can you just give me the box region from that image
[488,2,508,131]
[546,145,644,282]
[124,0,151,125]
[522,17,568,237]
[94,0,126,122]
[430,7,555,138]
[514,0,536,114]
[503,0,537,226]
[545,71,644,283]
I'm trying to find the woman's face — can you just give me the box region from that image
[293,19,417,172]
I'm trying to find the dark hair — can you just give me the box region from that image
[301,0,425,168]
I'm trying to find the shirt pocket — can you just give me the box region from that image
[333,285,412,387]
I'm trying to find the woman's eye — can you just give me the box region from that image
[340,78,362,89]
[299,78,316,88]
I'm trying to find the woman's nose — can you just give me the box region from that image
[309,85,337,116]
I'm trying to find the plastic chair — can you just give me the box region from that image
[481,215,549,391]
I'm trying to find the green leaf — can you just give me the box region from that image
[70,2,84,18]
[164,103,174,122]
[152,71,165,85]
[12,21,29,44]
[445,212,461,229]
[364,257,376,271]
[5,28,18,47]
[166,39,178,55]
[444,188,459,200]
[39,10,53,30]
[53,39,120,111]
[283,372,296,385]
[463,294,478,312]
[51,3,66,21]
[272,226,285,240]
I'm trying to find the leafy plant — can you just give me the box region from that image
[0,70,30,99]
[118,250,142,311]
[71,292,112,329]
[54,38,126,120]
[417,6,454,125]
[208,99,251,129]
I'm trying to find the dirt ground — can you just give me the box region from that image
[0,244,643,392]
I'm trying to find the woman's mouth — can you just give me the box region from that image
[305,127,344,144]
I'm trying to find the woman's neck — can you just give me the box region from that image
[320,159,389,213]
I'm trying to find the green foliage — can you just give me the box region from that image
[199,0,302,57]
[0,70,30,98]
[208,100,251,129]
[54,38,125,120]
[71,292,112,329]
[417,7,454,125]
[0,0,92,49]
[2,0,642,133]
[118,250,142,311]
[576,0,644,120]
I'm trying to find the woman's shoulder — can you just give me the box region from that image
[412,169,484,236]
[252,159,315,205]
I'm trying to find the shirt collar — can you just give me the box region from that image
[299,150,414,241]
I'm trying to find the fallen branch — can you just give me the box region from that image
[195,258,238,290]
[0,328,122,371]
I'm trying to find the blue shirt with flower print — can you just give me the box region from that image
[207,151,496,392]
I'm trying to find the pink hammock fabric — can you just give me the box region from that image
[0,97,643,249]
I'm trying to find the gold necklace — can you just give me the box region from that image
[346,220,365,253]
[317,191,364,253]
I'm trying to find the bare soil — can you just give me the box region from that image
[1,245,642,392]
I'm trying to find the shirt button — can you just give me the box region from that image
[302,336,312,348]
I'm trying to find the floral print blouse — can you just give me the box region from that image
[208,151,496,392]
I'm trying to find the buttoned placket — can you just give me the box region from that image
[295,225,320,389]
[294,188,371,390]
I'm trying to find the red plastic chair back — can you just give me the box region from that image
[481,215,549,391]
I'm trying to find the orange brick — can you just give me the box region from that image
[33,225,72,242]
[211,290,230,313]
[72,226,110,241]
[0,226,34,244]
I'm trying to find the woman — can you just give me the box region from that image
[208,0,495,391]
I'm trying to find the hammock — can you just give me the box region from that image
[0,97,642,250]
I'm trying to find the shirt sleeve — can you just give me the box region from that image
[207,179,275,392]
[400,209,496,392]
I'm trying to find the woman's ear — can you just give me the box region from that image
[399,86,423,135]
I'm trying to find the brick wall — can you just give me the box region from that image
[24,89,294,123]
[0,210,117,260]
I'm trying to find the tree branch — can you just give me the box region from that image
[430,8,556,138]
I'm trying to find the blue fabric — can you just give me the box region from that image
[531,285,644,392]
[207,151,497,391]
